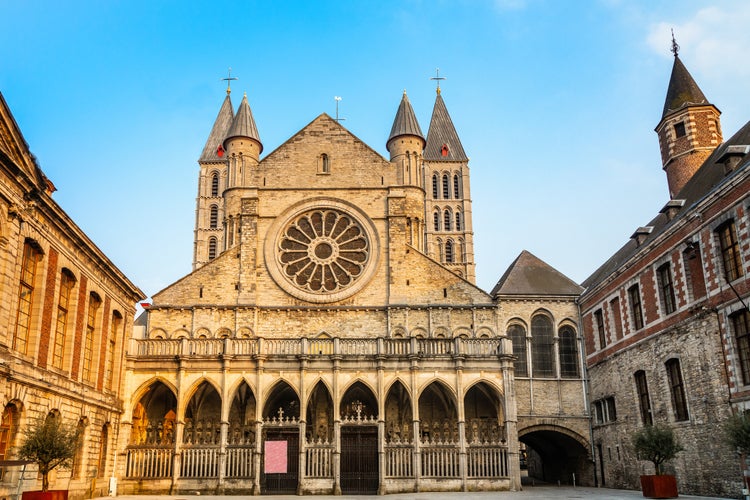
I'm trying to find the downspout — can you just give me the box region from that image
[576,297,598,487]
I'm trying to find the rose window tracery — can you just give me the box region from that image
[278,209,369,294]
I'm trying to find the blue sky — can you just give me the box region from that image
[2,0,749,299]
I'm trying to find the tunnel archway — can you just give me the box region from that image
[519,425,592,486]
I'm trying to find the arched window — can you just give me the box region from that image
[442,174,450,199]
[455,210,462,231]
[433,212,440,231]
[14,240,42,354]
[445,240,454,263]
[210,172,219,197]
[208,237,218,260]
[453,174,461,198]
[98,424,109,478]
[106,311,122,390]
[209,205,219,229]
[531,315,554,377]
[0,403,19,466]
[432,174,439,198]
[558,326,579,377]
[72,418,87,478]
[52,269,76,370]
[321,153,330,173]
[82,293,101,383]
[507,324,527,376]
[444,210,452,231]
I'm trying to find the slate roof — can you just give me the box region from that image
[491,250,583,296]
[582,118,750,290]
[199,94,234,162]
[661,55,711,119]
[224,93,262,153]
[387,91,424,150]
[424,93,468,161]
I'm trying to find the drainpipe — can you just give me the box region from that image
[576,298,598,487]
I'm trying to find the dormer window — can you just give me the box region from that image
[674,121,686,138]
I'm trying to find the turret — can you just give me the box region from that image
[387,91,425,186]
[224,93,262,187]
[655,36,722,198]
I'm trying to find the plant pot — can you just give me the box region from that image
[640,474,678,498]
[22,491,68,500]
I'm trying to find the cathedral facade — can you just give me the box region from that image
[119,87,591,495]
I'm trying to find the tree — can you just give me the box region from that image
[17,416,81,492]
[725,412,750,454]
[631,424,683,475]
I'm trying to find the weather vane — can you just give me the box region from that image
[431,68,446,95]
[222,67,239,95]
[334,96,345,122]
[670,29,680,57]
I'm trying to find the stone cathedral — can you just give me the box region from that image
[120,86,590,495]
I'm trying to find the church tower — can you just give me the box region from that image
[655,38,722,198]
[423,88,476,283]
[387,91,426,250]
[193,90,234,269]
[222,92,262,253]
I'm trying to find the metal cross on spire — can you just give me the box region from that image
[222,67,239,95]
[431,68,446,95]
[670,29,680,57]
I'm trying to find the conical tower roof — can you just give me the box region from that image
[199,94,234,162]
[225,93,262,153]
[661,55,710,119]
[386,91,424,150]
[424,92,468,161]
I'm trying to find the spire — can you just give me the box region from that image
[661,54,710,119]
[199,94,234,162]
[386,90,424,151]
[424,93,467,161]
[224,92,263,153]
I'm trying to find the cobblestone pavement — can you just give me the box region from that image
[97,485,733,500]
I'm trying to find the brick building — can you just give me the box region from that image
[579,46,750,497]
[0,93,144,499]
[121,86,591,494]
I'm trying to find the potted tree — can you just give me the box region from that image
[724,412,750,494]
[632,424,683,498]
[17,416,81,500]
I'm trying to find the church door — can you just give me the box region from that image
[260,429,299,494]
[340,426,378,494]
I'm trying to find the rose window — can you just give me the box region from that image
[278,209,369,293]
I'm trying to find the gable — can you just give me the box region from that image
[258,114,394,189]
[0,93,45,189]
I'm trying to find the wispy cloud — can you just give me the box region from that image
[647,4,750,79]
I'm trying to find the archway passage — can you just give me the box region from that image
[261,381,300,495]
[340,382,378,494]
[519,428,592,486]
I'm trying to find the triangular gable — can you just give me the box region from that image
[0,92,46,189]
[491,250,583,297]
[261,113,389,165]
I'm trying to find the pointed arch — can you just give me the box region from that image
[262,380,301,420]
[385,380,413,443]
[418,380,458,442]
[130,379,178,446]
[340,380,378,420]
[432,173,439,199]
[445,239,455,263]
[443,209,452,231]
[306,380,334,441]
[226,379,257,446]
